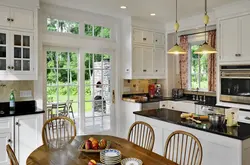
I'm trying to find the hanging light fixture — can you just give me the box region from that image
[168,0,186,55]
[194,0,217,54]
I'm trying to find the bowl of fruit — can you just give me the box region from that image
[78,137,110,153]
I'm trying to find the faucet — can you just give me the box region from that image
[203,92,206,104]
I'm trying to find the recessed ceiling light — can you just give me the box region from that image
[120,6,127,9]
[150,13,156,16]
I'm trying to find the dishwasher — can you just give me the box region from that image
[141,102,160,110]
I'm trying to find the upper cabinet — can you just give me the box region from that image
[0,5,37,80]
[123,27,166,79]
[0,6,33,30]
[219,14,250,63]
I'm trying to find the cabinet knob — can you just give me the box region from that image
[162,104,165,107]
[11,19,14,22]
[7,18,11,22]
[11,66,14,70]
[143,69,147,72]
[172,107,174,109]
[155,40,158,42]
[155,70,158,72]
[8,139,12,143]
[8,66,11,69]
[16,122,19,126]
[235,54,241,57]
[143,38,147,41]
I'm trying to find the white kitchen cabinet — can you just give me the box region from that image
[142,47,153,74]
[10,8,34,30]
[0,117,14,165]
[0,6,33,30]
[153,48,165,75]
[219,14,250,63]
[0,30,35,80]
[160,101,196,114]
[0,6,10,27]
[132,46,143,75]
[15,114,43,165]
[151,125,163,155]
[133,29,153,45]
[154,32,165,46]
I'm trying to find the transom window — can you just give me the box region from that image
[189,44,208,90]
[85,24,111,38]
[47,18,79,34]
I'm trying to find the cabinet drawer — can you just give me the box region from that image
[0,117,13,130]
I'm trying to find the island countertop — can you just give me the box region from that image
[133,109,250,140]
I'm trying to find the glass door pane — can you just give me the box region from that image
[84,53,113,134]
[0,33,7,71]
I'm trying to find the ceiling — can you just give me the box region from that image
[41,0,236,22]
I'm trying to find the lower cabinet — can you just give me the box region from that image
[15,114,43,165]
[0,114,43,165]
[136,115,246,165]
[0,117,14,165]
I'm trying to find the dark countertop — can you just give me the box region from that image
[133,109,250,140]
[0,100,45,117]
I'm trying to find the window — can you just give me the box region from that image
[47,18,79,34]
[189,44,208,90]
[84,24,111,38]
[46,49,79,130]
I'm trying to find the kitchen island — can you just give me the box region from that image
[134,109,250,165]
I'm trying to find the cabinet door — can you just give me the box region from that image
[142,30,153,45]
[15,114,43,165]
[132,46,143,74]
[10,8,33,30]
[0,6,11,27]
[153,48,165,74]
[220,18,239,62]
[239,14,250,61]
[133,29,143,43]
[11,32,33,74]
[142,47,153,74]
[0,30,10,75]
[154,32,165,46]
[0,133,12,165]
[151,125,163,155]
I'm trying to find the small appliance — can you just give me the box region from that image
[155,84,162,97]
[148,84,156,98]
[172,88,184,99]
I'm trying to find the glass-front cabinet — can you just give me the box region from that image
[11,32,33,73]
[0,30,9,73]
[0,30,34,80]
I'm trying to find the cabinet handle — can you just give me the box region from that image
[11,66,14,70]
[7,18,11,22]
[143,38,147,41]
[155,70,158,72]
[8,139,12,143]
[16,122,20,126]
[172,107,174,109]
[8,66,11,69]
[155,40,158,42]
[162,104,165,107]
[143,69,147,72]
[11,19,14,22]
[235,54,241,57]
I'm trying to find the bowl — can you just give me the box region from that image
[208,114,225,127]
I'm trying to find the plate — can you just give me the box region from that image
[100,149,121,157]
[121,158,143,165]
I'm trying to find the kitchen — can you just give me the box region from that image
[1,0,250,165]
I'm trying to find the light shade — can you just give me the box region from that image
[168,44,187,55]
[194,42,217,54]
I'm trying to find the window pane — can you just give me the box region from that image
[85,85,92,101]
[200,74,208,89]
[69,52,78,69]
[94,54,102,69]
[69,69,78,85]
[47,51,57,68]
[47,18,58,32]
[85,102,93,117]
[58,52,68,68]
[103,27,111,38]
[191,59,199,74]
[47,87,57,103]
[58,86,68,102]
[94,26,102,37]
[85,53,93,69]
[0,33,6,45]
[200,55,208,73]
[191,74,199,89]
[69,86,78,102]
[58,69,68,85]
[47,69,57,85]
[103,116,110,131]
[85,68,93,84]
[85,24,93,36]
[47,18,79,34]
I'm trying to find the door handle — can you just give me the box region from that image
[112,90,115,104]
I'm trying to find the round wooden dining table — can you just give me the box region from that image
[26,135,178,165]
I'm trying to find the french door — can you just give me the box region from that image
[82,52,115,135]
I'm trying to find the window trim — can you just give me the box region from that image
[188,41,209,91]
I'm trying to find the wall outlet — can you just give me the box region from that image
[20,90,32,98]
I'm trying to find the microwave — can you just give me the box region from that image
[220,65,250,104]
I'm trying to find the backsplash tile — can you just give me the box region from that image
[123,79,157,94]
[0,81,34,102]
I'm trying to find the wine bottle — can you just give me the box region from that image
[9,90,15,114]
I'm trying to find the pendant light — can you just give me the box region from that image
[194,0,217,54]
[168,0,186,55]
